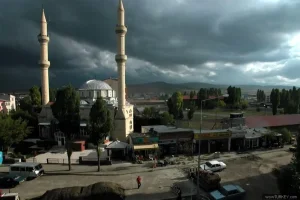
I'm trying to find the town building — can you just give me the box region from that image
[37,0,134,145]
[0,94,16,113]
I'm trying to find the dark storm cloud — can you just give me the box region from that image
[1,0,300,91]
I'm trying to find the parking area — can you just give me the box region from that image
[0,150,293,200]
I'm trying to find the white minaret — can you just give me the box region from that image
[115,0,127,119]
[38,9,50,105]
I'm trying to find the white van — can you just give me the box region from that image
[9,162,44,178]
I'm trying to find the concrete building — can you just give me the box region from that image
[38,9,50,106]
[112,0,134,142]
[0,94,16,113]
[38,1,134,144]
[78,80,117,105]
[103,77,128,99]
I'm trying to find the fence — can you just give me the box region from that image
[46,158,79,164]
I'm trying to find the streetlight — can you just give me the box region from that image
[196,94,228,199]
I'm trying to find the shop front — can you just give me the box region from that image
[128,133,159,160]
[230,127,248,151]
[244,130,262,149]
[194,129,232,154]
[158,129,194,156]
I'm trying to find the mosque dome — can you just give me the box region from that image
[79,80,112,90]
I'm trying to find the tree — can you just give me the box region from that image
[10,109,39,137]
[257,89,266,102]
[51,85,80,171]
[19,96,32,113]
[0,113,32,152]
[240,100,248,110]
[167,98,173,115]
[217,100,226,108]
[160,112,174,125]
[270,88,280,115]
[143,107,151,117]
[171,92,184,120]
[187,105,196,127]
[49,88,57,102]
[276,132,300,196]
[29,86,41,106]
[89,97,113,172]
[279,128,292,143]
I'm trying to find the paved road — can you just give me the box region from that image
[0,149,292,200]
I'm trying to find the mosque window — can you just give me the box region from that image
[89,91,92,97]
[130,125,132,130]
[130,120,132,124]
[129,109,132,113]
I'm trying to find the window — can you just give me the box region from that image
[89,91,92,97]
[130,125,133,130]
[205,162,212,167]
[10,167,19,171]
[20,167,25,172]
[26,167,34,172]
[130,120,132,124]
[35,164,42,170]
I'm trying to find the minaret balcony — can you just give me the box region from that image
[115,55,127,62]
[39,60,50,67]
[115,25,127,34]
[38,35,50,43]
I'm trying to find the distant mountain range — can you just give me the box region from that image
[127,81,294,95]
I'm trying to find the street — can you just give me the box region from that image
[0,149,293,200]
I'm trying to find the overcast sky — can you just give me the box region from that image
[1,0,300,91]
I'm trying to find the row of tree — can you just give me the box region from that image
[256,89,266,102]
[270,86,300,115]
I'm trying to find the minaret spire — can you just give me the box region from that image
[115,0,127,117]
[38,8,50,105]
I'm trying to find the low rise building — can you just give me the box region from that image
[0,94,16,113]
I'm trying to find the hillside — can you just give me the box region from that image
[127,81,294,95]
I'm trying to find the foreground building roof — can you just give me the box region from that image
[246,114,300,128]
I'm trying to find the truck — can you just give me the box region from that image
[188,167,221,191]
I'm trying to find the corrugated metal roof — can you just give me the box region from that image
[246,114,300,128]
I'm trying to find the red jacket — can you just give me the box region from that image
[137,176,141,183]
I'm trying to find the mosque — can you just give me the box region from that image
[38,0,134,145]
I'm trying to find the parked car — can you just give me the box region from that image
[0,192,21,200]
[0,175,26,188]
[200,160,226,172]
[209,184,246,200]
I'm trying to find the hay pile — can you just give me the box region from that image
[32,182,126,200]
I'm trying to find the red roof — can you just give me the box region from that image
[183,95,197,100]
[246,114,300,128]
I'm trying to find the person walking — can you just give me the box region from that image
[136,176,141,189]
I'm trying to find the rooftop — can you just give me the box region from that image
[193,129,231,134]
[246,114,300,128]
[79,80,112,90]
[129,132,158,138]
